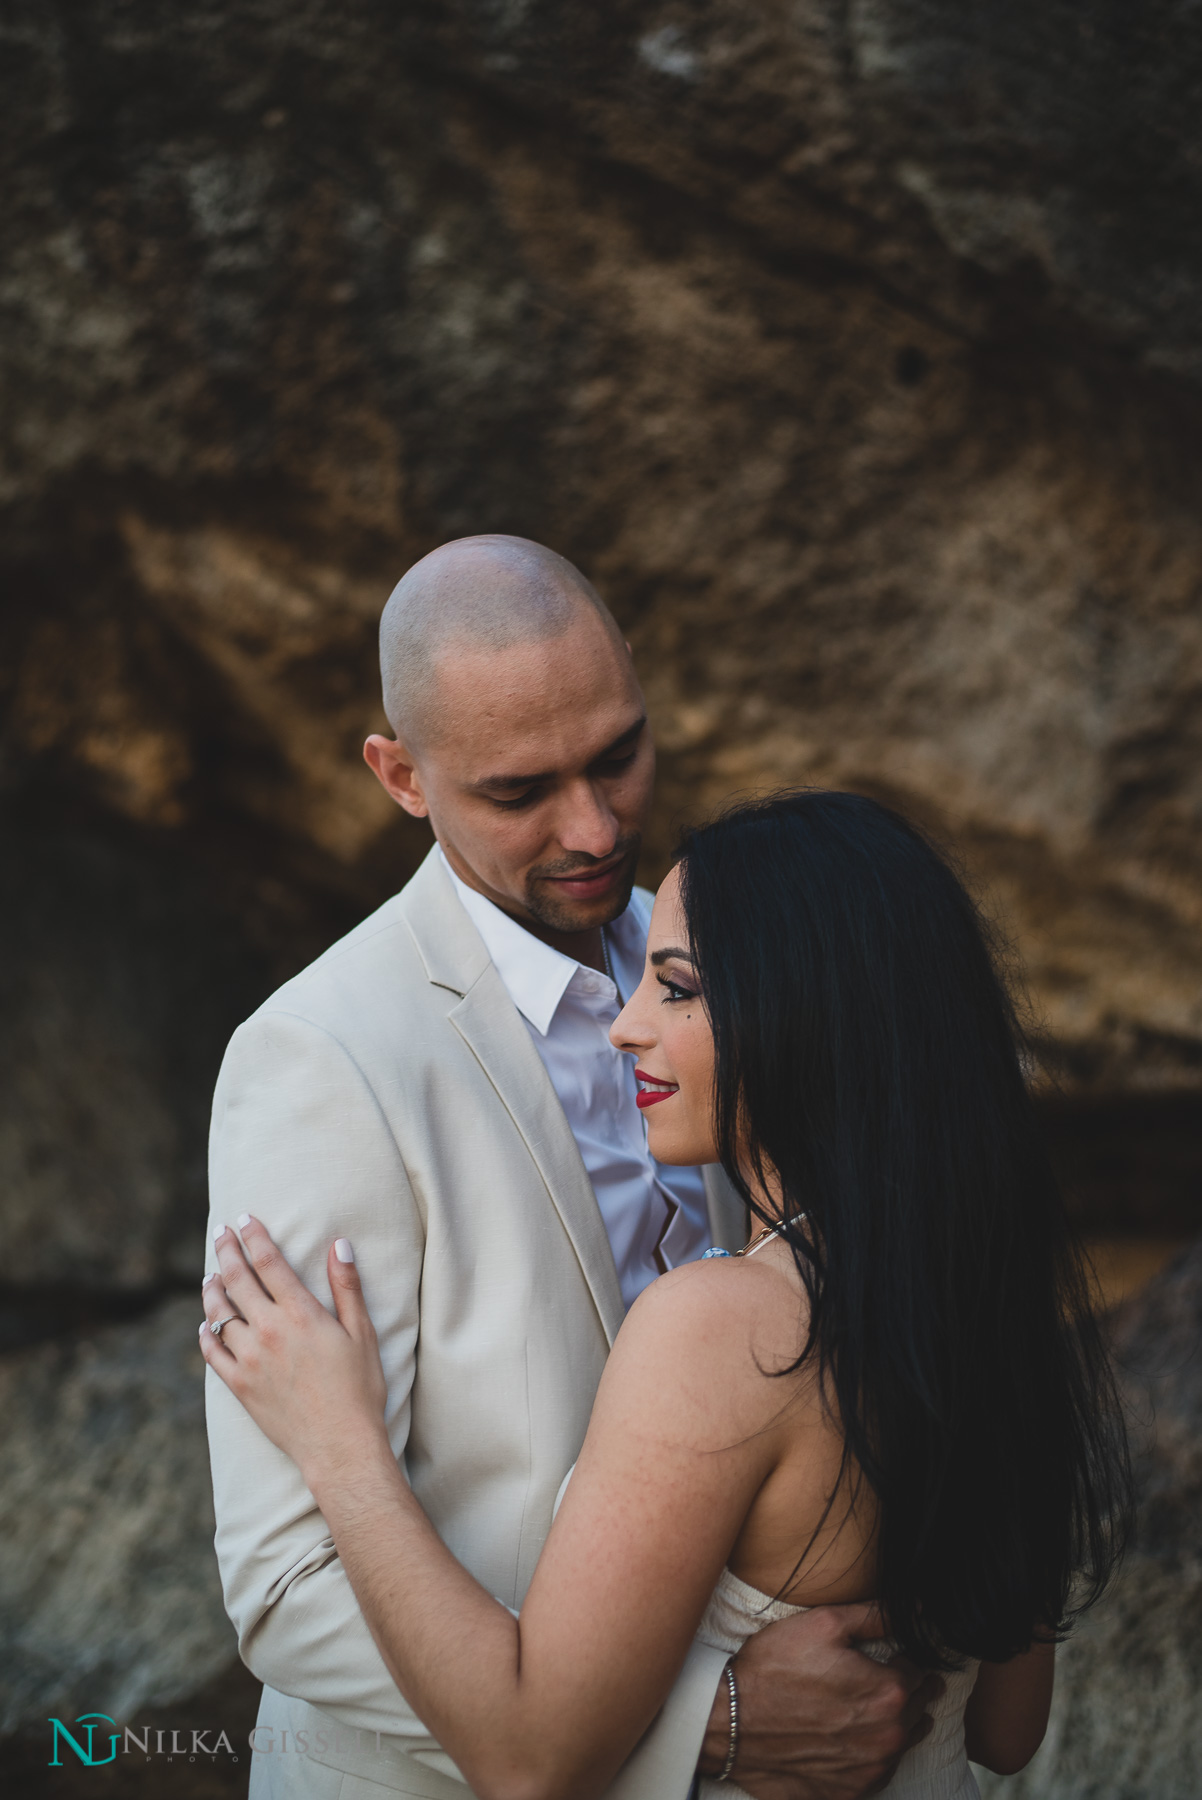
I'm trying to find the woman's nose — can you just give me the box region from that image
[610,991,652,1054]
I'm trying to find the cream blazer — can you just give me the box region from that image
[205,847,745,1800]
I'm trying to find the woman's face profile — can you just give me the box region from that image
[611,864,719,1168]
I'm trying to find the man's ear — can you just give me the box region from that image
[364,735,429,819]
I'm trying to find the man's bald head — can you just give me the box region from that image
[380,535,625,748]
[365,533,654,947]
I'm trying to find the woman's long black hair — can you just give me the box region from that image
[676,789,1130,1667]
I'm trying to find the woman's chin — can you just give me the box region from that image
[644,1118,715,1168]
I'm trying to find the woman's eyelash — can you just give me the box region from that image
[655,973,697,1004]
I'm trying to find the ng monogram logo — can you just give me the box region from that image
[46,1714,239,1766]
[47,1713,120,1766]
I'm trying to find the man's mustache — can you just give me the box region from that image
[530,836,641,881]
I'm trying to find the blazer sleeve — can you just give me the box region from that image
[204,1008,450,1758]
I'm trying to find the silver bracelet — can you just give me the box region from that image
[715,1660,738,1783]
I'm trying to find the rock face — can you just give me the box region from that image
[977,1239,1202,1800]
[0,1297,236,1734]
[1,0,1201,1603]
[5,6,1202,1755]
[0,811,268,1293]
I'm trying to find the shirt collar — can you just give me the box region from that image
[440,849,641,1036]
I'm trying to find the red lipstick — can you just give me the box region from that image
[634,1068,679,1109]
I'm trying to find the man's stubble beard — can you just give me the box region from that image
[521,832,643,936]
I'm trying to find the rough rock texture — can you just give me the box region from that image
[977,1240,1202,1800]
[0,1296,236,1734]
[2,8,1202,1261]
[5,4,1202,1762]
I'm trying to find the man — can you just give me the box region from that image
[204,535,934,1799]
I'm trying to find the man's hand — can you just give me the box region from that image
[697,1604,943,1800]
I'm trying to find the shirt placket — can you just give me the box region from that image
[588,979,683,1275]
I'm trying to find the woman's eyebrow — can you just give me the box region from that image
[650,946,693,966]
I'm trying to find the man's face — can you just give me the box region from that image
[398,614,655,935]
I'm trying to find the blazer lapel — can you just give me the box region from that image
[449,974,626,1345]
[400,849,626,1347]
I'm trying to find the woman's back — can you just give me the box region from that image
[708,1235,879,1610]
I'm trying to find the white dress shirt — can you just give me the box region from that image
[441,852,712,1307]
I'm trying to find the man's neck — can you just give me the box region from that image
[439,845,608,972]
[517,916,606,973]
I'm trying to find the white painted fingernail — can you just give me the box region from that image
[335,1238,355,1264]
[237,1212,252,1229]
[202,1273,218,1288]
[198,1322,206,1336]
[213,1223,227,1242]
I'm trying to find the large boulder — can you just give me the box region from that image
[0,1297,237,1734]
[977,1238,1202,1799]
[2,15,1201,1267]
[3,8,1200,1771]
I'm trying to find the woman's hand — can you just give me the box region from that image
[199,1216,390,1489]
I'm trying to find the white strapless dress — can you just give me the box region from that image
[697,1568,980,1800]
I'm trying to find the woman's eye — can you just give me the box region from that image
[656,975,697,1004]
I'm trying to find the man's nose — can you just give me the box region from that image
[557,780,620,858]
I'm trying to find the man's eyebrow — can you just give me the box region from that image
[469,715,647,792]
[588,715,646,762]
[650,946,694,966]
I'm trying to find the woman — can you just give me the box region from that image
[202,791,1129,1800]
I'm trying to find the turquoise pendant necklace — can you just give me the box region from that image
[702,1213,807,1260]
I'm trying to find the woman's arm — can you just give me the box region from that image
[202,1217,788,1800]
[964,1640,1055,1775]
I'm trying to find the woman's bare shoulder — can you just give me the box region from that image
[598,1250,813,1449]
[630,1240,809,1329]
